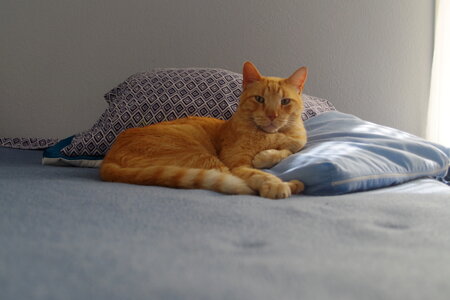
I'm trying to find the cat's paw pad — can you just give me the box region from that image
[288,180,304,194]
[252,149,291,169]
[259,181,292,199]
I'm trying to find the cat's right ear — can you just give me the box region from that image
[243,61,262,88]
[287,67,308,92]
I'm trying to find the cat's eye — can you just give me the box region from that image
[281,98,291,105]
[255,96,265,103]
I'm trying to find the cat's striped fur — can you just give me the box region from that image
[101,163,255,195]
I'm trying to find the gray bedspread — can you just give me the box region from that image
[1,147,450,300]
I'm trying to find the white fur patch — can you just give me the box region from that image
[220,173,254,195]
[178,168,254,195]
[204,169,221,188]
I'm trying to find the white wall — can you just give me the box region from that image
[0,0,434,138]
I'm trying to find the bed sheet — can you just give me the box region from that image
[1,147,450,300]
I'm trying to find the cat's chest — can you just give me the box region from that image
[222,130,286,152]
[217,126,301,168]
[252,132,284,148]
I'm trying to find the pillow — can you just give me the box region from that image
[0,137,59,150]
[42,136,103,167]
[266,111,450,195]
[58,68,335,158]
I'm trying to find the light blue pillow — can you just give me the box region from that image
[267,111,450,195]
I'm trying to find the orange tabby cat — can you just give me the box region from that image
[100,62,308,199]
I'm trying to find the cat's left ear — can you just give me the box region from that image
[243,61,262,88]
[287,67,308,92]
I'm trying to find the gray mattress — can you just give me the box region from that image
[1,147,450,300]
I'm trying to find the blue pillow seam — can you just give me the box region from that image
[330,165,449,187]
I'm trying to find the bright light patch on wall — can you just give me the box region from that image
[427,0,450,147]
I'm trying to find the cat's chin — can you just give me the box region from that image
[259,124,279,133]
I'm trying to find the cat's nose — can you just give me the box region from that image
[267,114,277,121]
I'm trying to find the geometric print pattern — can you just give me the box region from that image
[104,68,243,106]
[302,94,336,121]
[0,137,60,150]
[62,68,244,157]
[62,68,336,157]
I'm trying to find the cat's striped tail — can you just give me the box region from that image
[100,162,255,195]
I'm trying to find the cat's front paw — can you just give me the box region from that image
[259,181,292,199]
[252,149,292,169]
[288,180,304,194]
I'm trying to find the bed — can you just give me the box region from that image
[2,147,450,300]
[1,68,450,300]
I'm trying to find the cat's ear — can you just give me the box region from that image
[243,61,262,88]
[287,67,308,91]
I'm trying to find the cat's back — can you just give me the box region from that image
[111,116,225,147]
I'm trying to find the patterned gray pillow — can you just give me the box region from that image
[0,137,59,149]
[61,68,335,157]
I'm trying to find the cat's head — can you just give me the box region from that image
[238,61,307,133]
